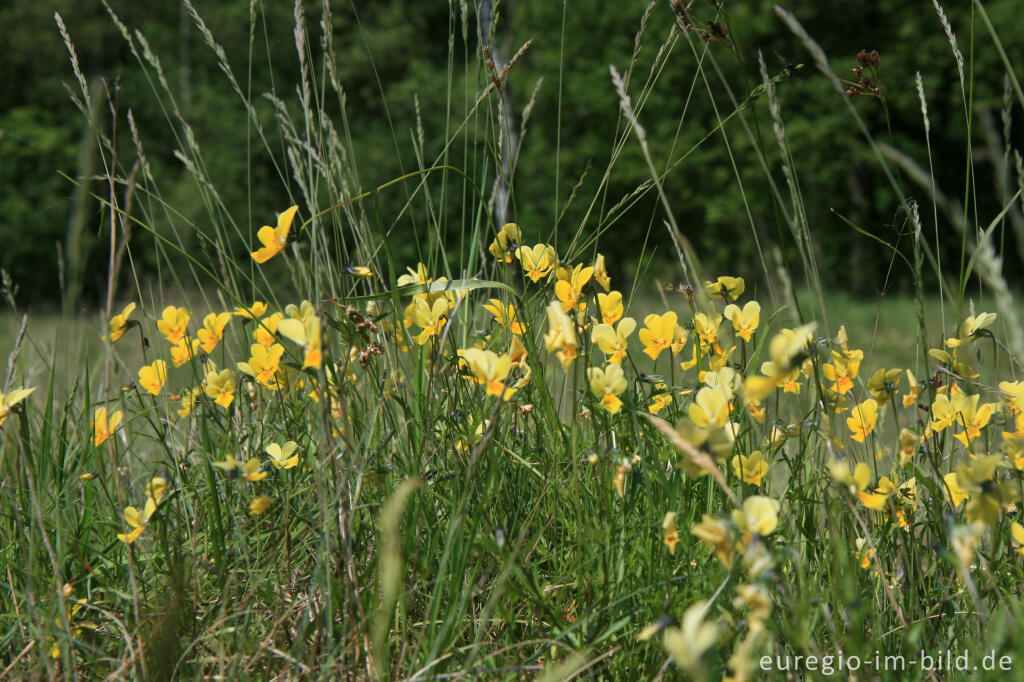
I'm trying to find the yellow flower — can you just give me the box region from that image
[233,301,267,319]
[0,387,34,426]
[197,312,232,353]
[482,299,526,335]
[898,427,918,466]
[945,311,997,347]
[116,476,167,544]
[253,312,283,347]
[692,312,724,357]
[866,368,903,406]
[277,312,323,369]
[169,337,199,367]
[942,472,969,507]
[732,495,780,541]
[410,297,450,345]
[543,301,577,371]
[929,392,966,432]
[638,311,678,361]
[731,451,769,486]
[488,222,522,262]
[723,301,760,342]
[593,253,611,291]
[554,263,594,312]
[649,383,673,414]
[249,496,273,515]
[662,512,680,554]
[847,399,879,443]
[613,457,631,498]
[215,454,268,481]
[692,514,735,568]
[251,205,298,263]
[237,343,285,390]
[92,406,123,446]
[157,306,190,344]
[103,302,136,342]
[515,244,557,282]
[855,538,876,570]
[266,441,300,469]
[597,290,624,325]
[951,394,998,446]
[688,385,731,428]
[345,264,374,278]
[664,601,720,674]
[822,349,863,395]
[999,380,1024,415]
[177,387,200,418]
[458,348,517,400]
[957,454,1016,525]
[902,369,923,408]
[1011,522,1024,559]
[704,275,745,300]
[204,369,236,408]
[138,360,168,395]
[592,317,635,364]
[587,363,627,414]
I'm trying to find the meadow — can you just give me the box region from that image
[5,1,1024,680]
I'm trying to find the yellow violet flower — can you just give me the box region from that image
[898,428,918,466]
[597,290,624,325]
[704,275,745,300]
[266,441,300,469]
[649,385,673,414]
[116,476,167,544]
[731,450,769,486]
[251,205,298,263]
[663,601,720,674]
[177,388,200,418]
[482,299,525,335]
[138,360,168,395]
[692,312,724,357]
[215,454,268,481]
[0,387,34,425]
[489,222,521,262]
[638,311,678,361]
[458,348,517,400]
[847,399,879,443]
[237,343,285,390]
[822,349,863,395]
[515,244,557,282]
[197,312,231,353]
[688,385,731,428]
[92,406,123,446]
[692,514,735,568]
[169,338,199,368]
[1011,522,1024,559]
[233,301,268,319]
[345,264,373,277]
[593,253,611,291]
[278,313,323,369]
[902,369,923,408]
[103,302,136,342]
[723,301,760,342]
[662,512,680,554]
[204,369,236,408]
[942,472,968,507]
[410,297,450,345]
[732,495,780,541]
[592,317,635,364]
[587,363,627,414]
[929,392,966,432]
[999,380,1024,415]
[249,496,273,515]
[554,263,594,313]
[253,312,283,347]
[945,311,997,347]
[157,306,190,344]
[951,394,998,446]
[866,368,903,406]
[543,301,578,371]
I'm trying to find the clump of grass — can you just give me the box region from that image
[4,2,1024,679]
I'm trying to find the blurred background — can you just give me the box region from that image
[2,0,1022,313]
